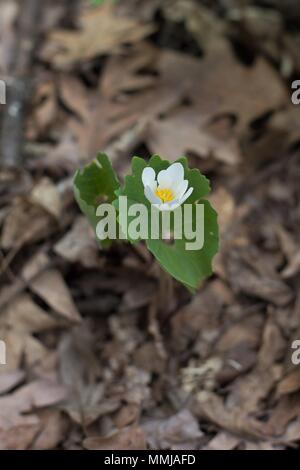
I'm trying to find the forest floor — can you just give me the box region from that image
[0,0,300,450]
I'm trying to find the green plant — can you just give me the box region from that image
[74,153,219,291]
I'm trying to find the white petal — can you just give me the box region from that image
[144,185,161,204]
[168,200,181,211]
[157,169,171,188]
[157,163,184,188]
[158,202,172,211]
[142,167,157,191]
[179,187,193,204]
[173,179,188,199]
[167,162,184,184]
[158,199,180,211]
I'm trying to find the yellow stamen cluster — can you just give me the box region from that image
[155,188,174,203]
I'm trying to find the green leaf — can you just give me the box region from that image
[112,156,150,243]
[146,200,219,291]
[73,153,120,245]
[116,155,219,290]
[91,0,118,6]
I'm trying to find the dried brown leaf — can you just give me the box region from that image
[41,5,154,69]
[143,410,203,450]
[83,425,146,450]
[30,269,81,323]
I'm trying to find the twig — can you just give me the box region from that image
[0,0,42,167]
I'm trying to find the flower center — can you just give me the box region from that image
[155,188,174,203]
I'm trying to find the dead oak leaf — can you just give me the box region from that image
[195,391,265,440]
[100,42,158,98]
[143,410,203,450]
[30,177,62,220]
[0,370,25,395]
[205,431,240,450]
[162,0,226,52]
[54,216,101,268]
[1,198,54,251]
[260,394,300,439]
[0,327,50,374]
[0,419,40,450]
[41,5,154,70]
[30,269,81,323]
[1,293,62,334]
[31,409,68,450]
[83,425,146,450]
[146,112,242,165]
[208,188,235,235]
[58,327,120,427]
[276,368,300,398]
[28,80,58,139]
[0,379,67,450]
[157,42,287,131]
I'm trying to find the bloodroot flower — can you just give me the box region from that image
[142,162,193,211]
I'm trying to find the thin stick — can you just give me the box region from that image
[0,0,42,167]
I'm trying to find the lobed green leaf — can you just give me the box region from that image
[73,153,120,246]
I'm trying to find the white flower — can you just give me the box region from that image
[142,162,193,211]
